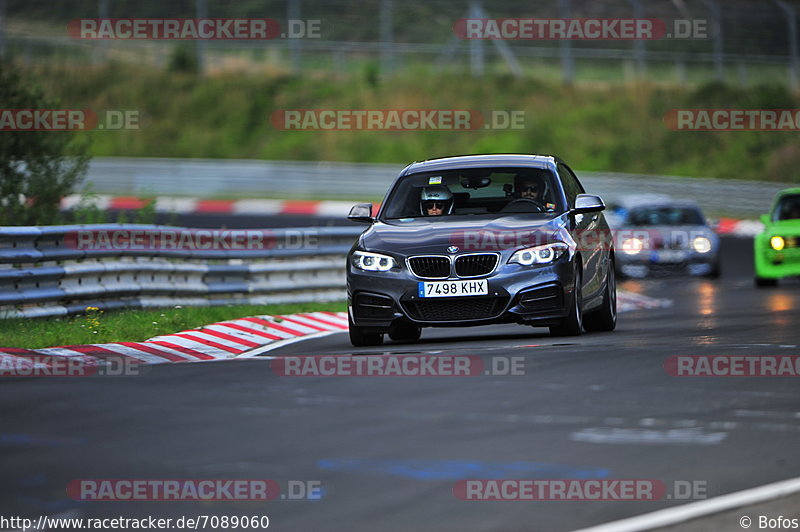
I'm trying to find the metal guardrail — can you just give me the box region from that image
[0,224,364,319]
[84,157,787,217]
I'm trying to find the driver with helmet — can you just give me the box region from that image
[420,186,454,216]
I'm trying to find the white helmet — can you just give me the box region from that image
[420,186,454,215]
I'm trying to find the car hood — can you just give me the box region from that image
[359,215,567,255]
[765,219,800,236]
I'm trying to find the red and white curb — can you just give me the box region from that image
[0,291,667,371]
[0,312,349,370]
[716,217,764,237]
[60,195,367,217]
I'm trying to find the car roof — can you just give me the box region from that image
[776,187,800,198]
[400,154,559,175]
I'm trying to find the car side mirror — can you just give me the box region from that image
[348,203,374,223]
[760,213,771,224]
[572,194,606,214]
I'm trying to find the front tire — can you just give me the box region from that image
[348,314,384,347]
[584,260,617,332]
[755,276,778,287]
[706,261,721,279]
[550,268,583,337]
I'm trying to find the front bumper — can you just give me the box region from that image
[755,236,800,279]
[617,248,719,277]
[347,258,576,332]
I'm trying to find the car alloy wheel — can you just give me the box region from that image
[583,259,617,332]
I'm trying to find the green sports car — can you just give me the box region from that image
[754,188,800,287]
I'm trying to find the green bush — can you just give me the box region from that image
[0,65,90,225]
[25,65,800,183]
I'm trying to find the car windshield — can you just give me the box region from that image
[774,195,800,221]
[627,206,705,226]
[381,168,564,220]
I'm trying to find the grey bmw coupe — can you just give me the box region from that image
[346,154,617,346]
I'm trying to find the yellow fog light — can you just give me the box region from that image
[770,236,785,251]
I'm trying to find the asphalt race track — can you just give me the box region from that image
[1,237,799,531]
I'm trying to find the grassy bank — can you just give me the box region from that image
[0,301,346,349]
[25,64,800,182]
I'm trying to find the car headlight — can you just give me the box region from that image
[621,237,644,255]
[509,242,568,266]
[692,236,712,254]
[770,236,785,251]
[351,251,396,272]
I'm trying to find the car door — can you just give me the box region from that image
[558,162,604,302]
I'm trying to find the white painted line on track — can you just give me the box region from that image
[573,475,800,532]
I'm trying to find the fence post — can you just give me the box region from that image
[288,0,301,73]
[559,0,574,84]
[775,1,799,92]
[0,0,6,60]
[469,1,484,76]
[195,0,207,74]
[380,0,395,75]
[474,3,522,77]
[629,0,646,78]
[703,0,724,82]
[93,0,110,65]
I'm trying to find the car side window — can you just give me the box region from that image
[557,163,584,208]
